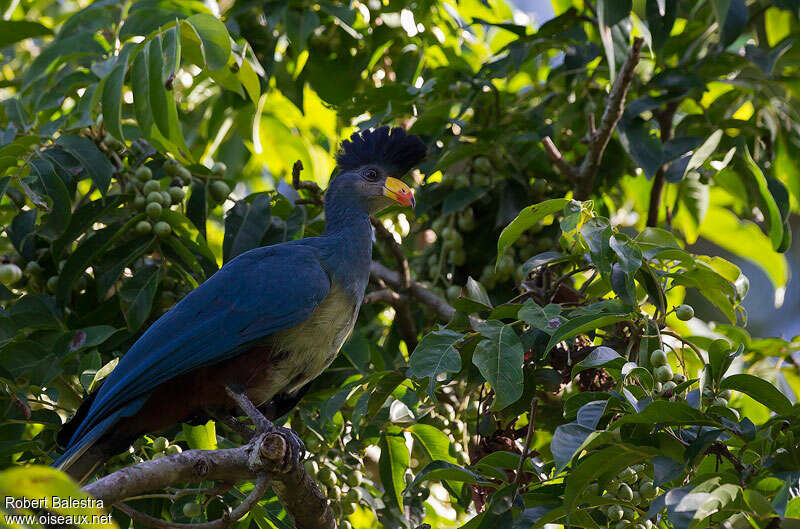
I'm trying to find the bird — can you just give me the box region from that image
[54,126,426,482]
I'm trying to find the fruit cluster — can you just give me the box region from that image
[588,463,661,528]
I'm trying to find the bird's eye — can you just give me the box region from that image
[362,169,378,181]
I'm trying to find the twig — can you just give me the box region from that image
[541,137,577,180]
[660,330,705,364]
[370,261,456,322]
[706,442,745,486]
[115,475,270,529]
[514,397,539,488]
[291,160,323,205]
[646,100,680,227]
[369,218,418,349]
[573,37,644,200]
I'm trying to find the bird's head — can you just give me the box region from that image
[326,126,426,214]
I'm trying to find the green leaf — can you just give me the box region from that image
[408,424,457,463]
[182,420,217,450]
[182,14,232,71]
[551,422,595,469]
[406,460,495,491]
[101,62,127,142]
[719,373,793,415]
[617,117,663,178]
[612,401,718,427]
[700,205,788,292]
[0,20,52,48]
[379,427,410,512]
[472,320,524,410]
[407,330,463,398]
[519,299,564,336]
[55,135,114,195]
[739,144,784,251]
[29,157,71,240]
[609,233,642,273]
[496,198,570,267]
[452,276,493,313]
[571,346,625,378]
[546,314,630,352]
[119,265,160,331]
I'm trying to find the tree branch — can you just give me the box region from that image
[541,137,578,180]
[370,261,456,322]
[369,218,418,349]
[573,37,644,200]
[646,100,680,227]
[292,160,323,205]
[84,395,335,529]
[115,475,269,529]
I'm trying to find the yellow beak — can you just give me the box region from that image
[382,177,415,208]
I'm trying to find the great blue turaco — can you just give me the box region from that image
[55,126,426,481]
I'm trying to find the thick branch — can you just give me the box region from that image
[370,261,455,321]
[84,432,334,529]
[574,37,644,200]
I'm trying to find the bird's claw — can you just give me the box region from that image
[273,425,305,472]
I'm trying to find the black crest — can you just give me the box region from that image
[336,126,426,174]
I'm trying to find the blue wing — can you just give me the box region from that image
[57,241,331,465]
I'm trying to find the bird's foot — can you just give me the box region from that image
[249,426,305,473]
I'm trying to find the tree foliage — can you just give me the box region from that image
[1,0,800,528]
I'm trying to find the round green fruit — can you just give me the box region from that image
[136,221,153,235]
[133,195,147,211]
[160,191,172,206]
[655,364,673,383]
[345,470,363,487]
[142,180,161,194]
[165,444,182,455]
[473,157,491,172]
[672,373,687,384]
[607,505,624,521]
[211,161,227,176]
[135,166,153,182]
[675,304,695,321]
[344,488,362,503]
[209,180,231,202]
[153,221,172,238]
[304,460,319,476]
[305,437,321,452]
[660,381,677,395]
[650,349,668,367]
[46,275,59,293]
[182,503,202,518]
[616,483,634,502]
[342,502,356,515]
[176,166,192,182]
[169,186,185,204]
[146,202,162,220]
[25,261,42,275]
[318,468,337,487]
[0,263,22,285]
[326,485,341,500]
